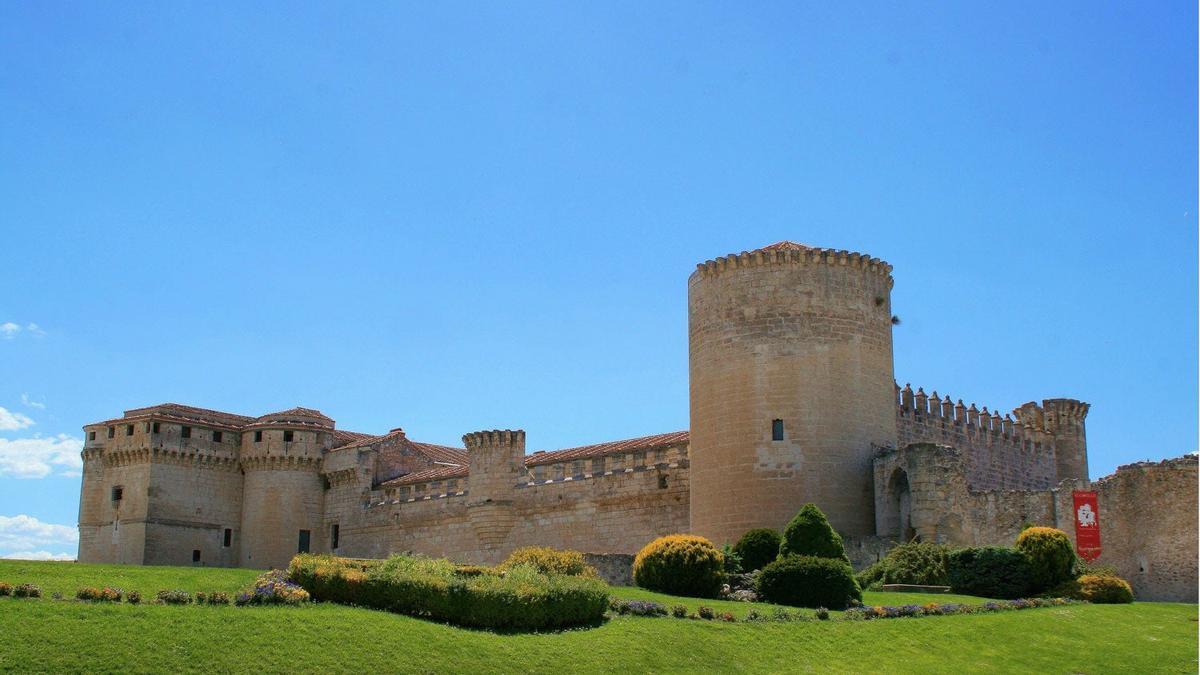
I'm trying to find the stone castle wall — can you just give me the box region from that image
[876,443,1198,601]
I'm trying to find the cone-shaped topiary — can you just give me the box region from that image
[733,528,783,572]
[779,503,849,562]
[633,534,725,598]
[1015,527,1077,593]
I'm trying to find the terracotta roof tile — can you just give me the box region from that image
[379,464,468,488]
[525,431,689,467]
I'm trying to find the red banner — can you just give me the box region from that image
[1072,491,1102,561]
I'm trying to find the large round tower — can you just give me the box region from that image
[688,241,898,543]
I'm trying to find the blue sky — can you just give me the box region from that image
[0,2,1195,560]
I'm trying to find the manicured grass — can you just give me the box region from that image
[609,584,993,618]
[0,561,1195,674]
[0,559,258,597]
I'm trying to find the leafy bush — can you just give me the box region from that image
[779,504,849,562]
[1049,574,1134,604]
[720,544,743,574]
[856,542,951,588]
[498,547,596,577]
[126,590,141,604]
[77,587,122,602]
[633,534,725,598]
[0,582,11,597]
[288,553,608,630]
[453,565,499,578]
[1015,527,1077,592]
[13,583,41,598]
[946,547,1032,599]
[815,607,830,620]
[756,555,862,610]
[719,612,736,622]
[612,599,667,616]
[671,604,688,618]
[733,528,783,572]
[697,605,715,620]
[156,589,193,605]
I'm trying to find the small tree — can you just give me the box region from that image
[779,503,849,562]
[1015,527,1077,592]
[733,528,783,572]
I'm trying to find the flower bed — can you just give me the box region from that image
[844,597,1078,621]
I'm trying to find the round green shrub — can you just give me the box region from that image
[856,542,950,588]
[756,555,862,610]
[779,503,849,562]
[946,547,1032,599]
[1015,527,1077,592]
[1049,574,1134,604]
[733,528,782,572]
[633,534,724,598]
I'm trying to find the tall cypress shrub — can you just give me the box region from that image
[779,503,849,562]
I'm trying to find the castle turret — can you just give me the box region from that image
[237,408,332,568]
[688,241,898,543]
[1042,398,1090,482]
[463,429,524,561]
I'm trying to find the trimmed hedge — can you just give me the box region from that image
[633,535,725,599]
[1015,527,1077,593]
[946,547,1032,599]
[756,555,862,610]
[732,528,782,572]
[856,542,950,589]
[779,504,849,562]
[288,553,608,630]
[498,547,596,577]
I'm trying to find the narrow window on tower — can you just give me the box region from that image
[192,549,201,563]
[772,419,785,441]
[107,426,115,439]
[297,529,311,553]
[88,431,96,441]
[212,430,222,443]
[126,424,133,436]
[283,430,294,443]
[181,426,191,439]
[111,485,123,502]
[254,430,263,443]
[331,523,340,550]
[152,422,160,434]
[223,528,232,548]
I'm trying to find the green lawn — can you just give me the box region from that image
[0,560,1195,674]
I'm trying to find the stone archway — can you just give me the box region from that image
[887,468,916,542]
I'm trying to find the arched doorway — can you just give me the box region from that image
[888,468,916,542]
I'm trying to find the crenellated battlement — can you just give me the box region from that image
[463,429,526,451]
[691,241,893,284]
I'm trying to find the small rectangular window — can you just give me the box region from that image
[283,430,294,443]
[111,486,123,502]
[107,426,115,439]
[192,549,201,563]
[181,426,191,439]
[152,422,160,434]
[658,475,669,489]
[126,424,133,436]
[88,431,96,441]
[297,529,311,554]
[772,419,785,441]
[331,524,340,550]
[145,422,151,433]
[254,430,263,443]
[223,528,232,547]
[212,430,222,443]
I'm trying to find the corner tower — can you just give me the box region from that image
[688,241,898,543]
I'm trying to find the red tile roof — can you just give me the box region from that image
[754,240,814,253]
[379,464,468,488]
[525,430,689,467]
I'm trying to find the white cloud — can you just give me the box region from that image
[0,515,78,558]
[2,551,75,561]
[19,394,45,410]
[0,322,19,339]
[24,323,45,336]
[0,407,35,431]
[0,434,83,478]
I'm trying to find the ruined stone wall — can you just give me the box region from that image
[333,458,690,566]
[895,387,1058,491]
[878,443,1198,601]
[689,246,897,543]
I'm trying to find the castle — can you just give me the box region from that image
[77,242,1198,601]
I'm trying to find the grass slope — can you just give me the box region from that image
[0,561,1195,674]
